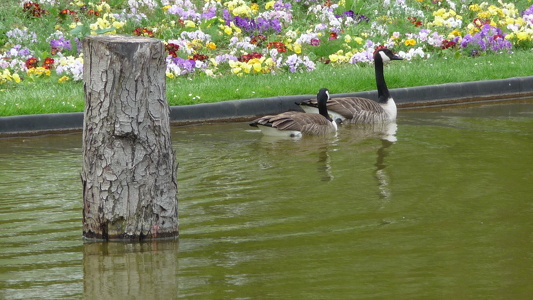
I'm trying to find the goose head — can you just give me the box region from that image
[374,48,403,64]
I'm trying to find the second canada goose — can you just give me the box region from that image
[299,48,403,124]
[250,88,337,137]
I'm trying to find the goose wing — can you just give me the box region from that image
[301,97,388,123]
[250,111,335,135]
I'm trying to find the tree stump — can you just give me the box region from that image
[81,35,178,241]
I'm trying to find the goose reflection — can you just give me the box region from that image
[373,122,397,200]
[254,134,338,182]
[340,121,397,200]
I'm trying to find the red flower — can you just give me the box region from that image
[267,42,287,53]
[165,43,180,57]
[43,57,55,69]
[23,2,48,17]
[25,57,39,69]
[408,17,422,27]
[441,40,456,49]
[133,27,154,37]
[238,52,262,63]
[59,9,76,16]
[329,32,338,40]
[192,54,209,61]
[87,9,100,17]
[251,34,267,45]
[59,8,78,21]
[473,18,490,28]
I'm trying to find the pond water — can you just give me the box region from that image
[1,100,532,299]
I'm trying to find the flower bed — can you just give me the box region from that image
[1,0,532,86]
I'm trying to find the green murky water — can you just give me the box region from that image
[1,101,532,299]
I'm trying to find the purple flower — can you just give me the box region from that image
[521,4,533,16]
[170,57,196,74]
[50,37,72,51]
[201,8,216,19]
[229,16,282,34]
[274,0,291,11]
[460,25,512,53]
[342,10,354,18]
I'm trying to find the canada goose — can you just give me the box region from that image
[299,48,403,124]
[250,88,337,137]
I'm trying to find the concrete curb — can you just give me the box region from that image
[2,76,533,136]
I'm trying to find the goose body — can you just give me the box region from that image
[250,88,337,137]
[299,48,402,124]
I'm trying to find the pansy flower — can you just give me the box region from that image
[165,43,180,57]
[267,42,287,53]
[133,28,154,37]
[25,57,38,69]
[408,17,422,27]
[23,2,48,18]
[43,57,54,69]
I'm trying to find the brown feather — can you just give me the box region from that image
[250,111,336,135]
[300,97,391,124]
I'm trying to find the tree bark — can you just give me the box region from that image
[81,35,178,241]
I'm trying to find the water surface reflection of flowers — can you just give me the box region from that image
[1,0,533,84]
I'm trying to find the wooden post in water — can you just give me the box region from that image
[81,35,178,241]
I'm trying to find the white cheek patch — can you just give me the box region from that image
[379,51,390,63]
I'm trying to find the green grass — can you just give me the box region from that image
[1,50,532,117]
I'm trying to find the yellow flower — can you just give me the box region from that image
[27,67,51,77]
[469,4,481,12]
[449,29,461,37]
[163,5,171,12]
[477,11,491,19]
[222,25,232,35]
[242,64,252,73]
[292,43,302,54]
[433,8,446,17]
[206,42,217,50]
[329,54,340,62]
[516,32,530,41]
[166,72,174,79]
[234,6,251,17]
[404,39,416,46]
[184,20,196,28]
[250,3,259,13]
[265,1,275,9]
[12,73,21,83]
[96,2,111,12]
[344,34,352,43]
[252,62,262,73]
[112,21,125,29]
[58,76,70,83]
[205,69,215,77]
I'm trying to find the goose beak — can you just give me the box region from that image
[391,54,403,60]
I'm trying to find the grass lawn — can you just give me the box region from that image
[1,50,532,117]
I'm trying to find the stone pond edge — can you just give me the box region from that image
[1,75,533,136]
